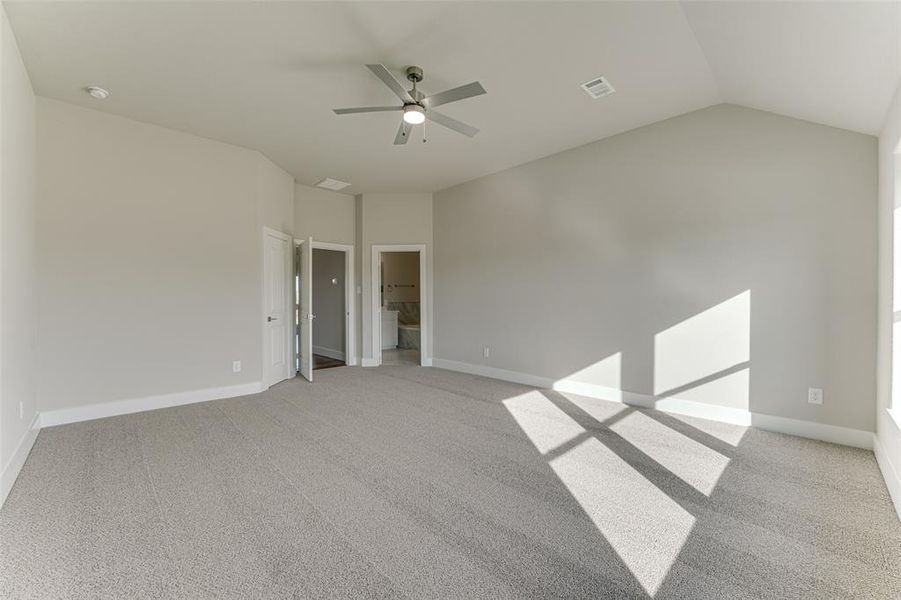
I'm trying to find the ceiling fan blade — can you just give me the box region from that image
[394,121,410,145]
[426,110,479,137]
[422,82,486,109]
[366,64,414,103]
[333,106,401,115]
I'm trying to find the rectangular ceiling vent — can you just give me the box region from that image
[581,76,615,99]
[315,177,351,191]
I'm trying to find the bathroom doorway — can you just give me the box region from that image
[370,244,429,367]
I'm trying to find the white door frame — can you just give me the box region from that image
[294,239,357,367]
[262,227,294,389]
[370,244,430,367]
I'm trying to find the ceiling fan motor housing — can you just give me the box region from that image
[406,66,423,83]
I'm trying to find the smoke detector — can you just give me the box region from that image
[85,86,110,100]
[580,76,615,99]
[315,177,351,191]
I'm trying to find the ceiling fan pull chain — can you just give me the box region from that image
[423,118,427,143]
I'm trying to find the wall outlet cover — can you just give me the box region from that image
[807,387,823,405]
[233,361,242,373]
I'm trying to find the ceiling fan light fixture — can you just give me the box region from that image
[333,64,484,144]
[403,104,426,125]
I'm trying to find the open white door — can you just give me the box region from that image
[298,237,314,382]
[263,228,293,388]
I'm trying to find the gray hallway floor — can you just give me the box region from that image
[1,365,900,599]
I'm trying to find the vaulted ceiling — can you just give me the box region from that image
[5,1,901,193]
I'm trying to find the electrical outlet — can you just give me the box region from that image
[232,360,242,373]
[483,346,490,358]
[18,401,24,420]
[808,387,823,405]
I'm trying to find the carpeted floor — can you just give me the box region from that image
[1,365,900,599]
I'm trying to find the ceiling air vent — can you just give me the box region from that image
[581,76,615,99]
[315,177,351,191]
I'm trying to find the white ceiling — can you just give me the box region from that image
[5,1,900,193]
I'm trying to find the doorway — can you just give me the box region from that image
[370,244,429,367]
[312,248,347,370]
[294,239,356,382]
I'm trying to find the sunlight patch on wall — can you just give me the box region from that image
[502,391,585,454]
[555,352,622,400]
[654,290,751,404]
[892,206,901,409]
[894,207,901,314]
[549,437,695,595]
[663,367,750,410]
[609,411,730,495]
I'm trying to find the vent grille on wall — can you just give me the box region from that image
[315,177,351,191]
[581,76,615,99]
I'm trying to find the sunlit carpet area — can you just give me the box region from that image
[1,365,900,599]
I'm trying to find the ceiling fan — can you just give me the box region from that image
[333,64,486,144]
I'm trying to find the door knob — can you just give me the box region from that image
[267,316,278,322]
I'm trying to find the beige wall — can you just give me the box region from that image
[435,104,877,431]
[0,6,37,488]
[359,193,433,362]
[382,252,420,304]
[294,183,354,245]
[258,155,294,236]
[876,79,901,513]
[312,248,346,357]
[36,98,293,413]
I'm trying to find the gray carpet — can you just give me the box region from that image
[1,365,900,599]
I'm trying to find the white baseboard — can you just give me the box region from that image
[432,358,553,388]
[750,413,872,449]
[1,413,41,508]
[421,357,433,367]
[874,431,901,519]
[361,358,379,367]
[39,381,264,428]
[312,345,346,361]
[432,358,873,449]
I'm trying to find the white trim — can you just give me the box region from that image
[432,358,873,449]
[312,345,346,361]
[361,358,379,367]
[554,377,754,426]
[39,382,264,428]
[371,244,429,367]
[749,413,872,449]
[311,240,352,253]
[263,226,295,388]
[433,358,554,388]
[874,431,901,519]
[1,414,41,508]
